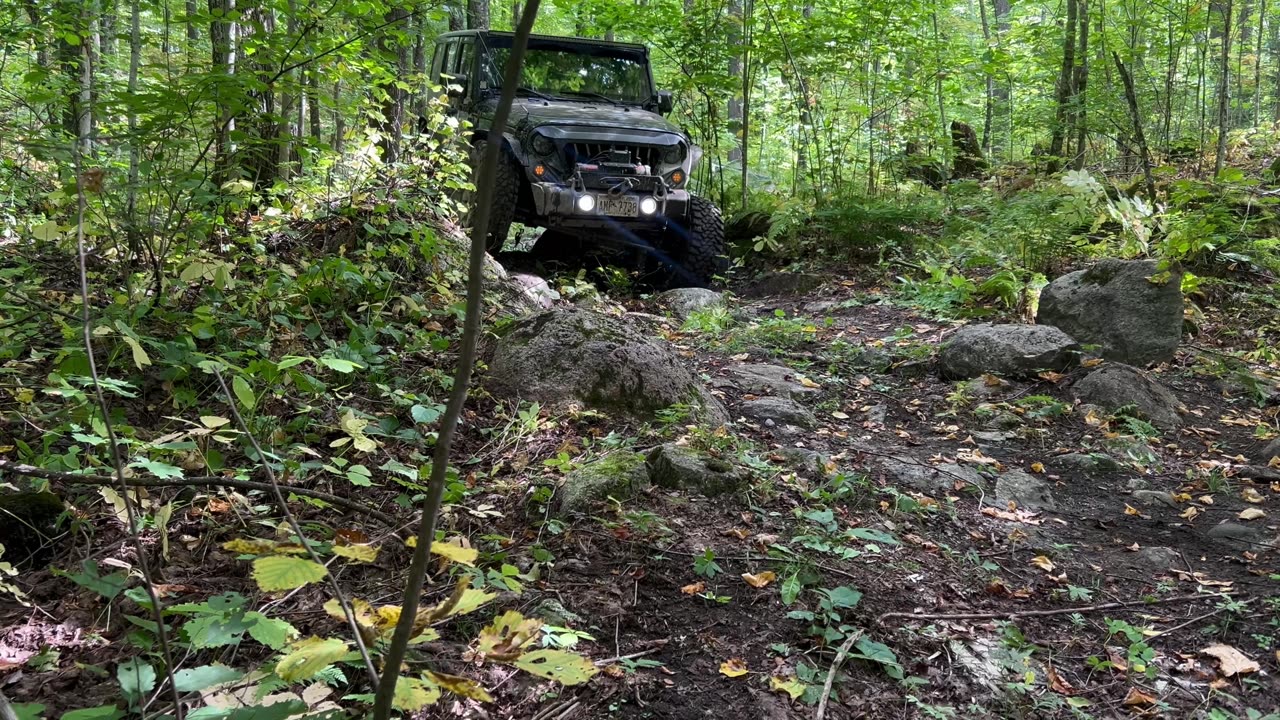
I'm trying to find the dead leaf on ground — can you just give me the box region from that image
[1202,644,1260,676]
[719,658,749,677]
[1030,555,1056,572]
[680,582,705,595]
[1046,663,1075,695]
[1122,688,1157,706]
[980,506,1043,525]
[722,527,750,540]
[742,571,776,588]
[1242,487,1265,504]
[1238,507,1266,521]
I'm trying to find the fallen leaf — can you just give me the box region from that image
[980,506,1043,525]
[1082,358,1104,368]
[742,571,776,588]
[719,658,749,678]
[1046,663,1075,695]
[1242,487,1265,504]
[831,411,850,420]
[1124,504,1140,516]
[1238,507,1266,521]
[1123,688,1156,706]
[769,675,806,700]
[722,528,750,540]
[1030,462,1045,473]
[1030,555,1056,572]
[1202,644,1260,677]
[797,376,820,389]
[680,582,705,596]
[1198,495,1214,505]
[1180,506,1200,519]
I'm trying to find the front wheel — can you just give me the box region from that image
[466,140,519,253]
[664,195,728,288]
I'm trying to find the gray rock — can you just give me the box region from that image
[972,430,1018,444]
[1057,452,1122,473]
[720,363,819,400]
[1131,490,1178,509]
[646,444,747,496]
[1126,478,1151,491]
[938,323,1080,380]
[555,451,649,515]
[776,448,833,477]
[802,300,838,315]
[530,598,583,627]
[741,397,817,428]
[1256,438,1280,465]
[1037,258,1182,366]
[654,287,724,319]
[1132,546,1181,570]
[1207,522,1266,549]
[881,457,985,494]
[993,470,1057,511]
[489,307,727,424]
[509,272,560,310]
[1072,364,1183,429]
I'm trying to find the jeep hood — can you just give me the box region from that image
[504,99,684,137]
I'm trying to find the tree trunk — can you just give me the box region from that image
[512,1,521,29]
[932,9,948,182]
[308,70,323,141]
[1114,52,1157,199]
[210,0,237,184]
[727,0,743,165]
[126,0,142,260]
[467,0,489,30]
[1071,0,1089,169]
[1049,0,1079,170]
[79,0,98,155]
[413,12,429,122]
[979,0,994,154]
[1256,0,1266,125]
[1216,0,1234,176]
[376,8,411,163]
[739,0,752,210]
[449,3,464,31]
[332,80,345,153]
[186,0,200,41]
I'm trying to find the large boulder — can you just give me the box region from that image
[938,324,1080,379]
[654,288,724,320]
[1036,259,1182,366]
[555,452,649,515]
[1072,364,1183,429]
[488,307,727,424]
[992,470,1057,511]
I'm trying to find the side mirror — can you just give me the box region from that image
[446,74,469,98]
[656,90,674,115]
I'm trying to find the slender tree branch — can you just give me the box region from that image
[814,630,863,720]
[877,593,1220,625]
[210,367,381,689]
[369,3,542,716]
[0,461,399,526]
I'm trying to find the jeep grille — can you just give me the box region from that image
[566,142,662,171]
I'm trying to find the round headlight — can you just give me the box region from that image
[577,194,596,213]
[532,133,556,157]
[662,143,684,164]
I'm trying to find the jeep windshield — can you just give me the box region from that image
[482,37,653,105]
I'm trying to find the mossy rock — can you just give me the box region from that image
[646,444,747,496]
[554,451,649,516]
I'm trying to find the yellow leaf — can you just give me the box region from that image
[769,674,806,700]
[200,416,231,429]
[1123,504,1139,516]
[275,637,348,682]
[476,611,543,660]
[331,543,379,563]
[252,556,328,592]
[1081,358,1104,368]
[512,649,598,685]
[1242,488,1265,504]
[223,538,307,555]
[1181,506,1200,519]
[1030,555,1055,572]
[719,658,749,677]
[797,376,820,389]
[742,571,777,588]
[831,411,850,420]
[121,335,151,369]
[392,675,441,711]
[430,540,478,567]
[1238,507,1266,521]
[440,587,497,619]
[425,671,493,702]
[1030,462,1045,473]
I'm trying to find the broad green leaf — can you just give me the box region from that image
[182,613,252,649]
[60,707,123,720]
[430,541,477,567]
[318,357,362,373]
[392,676,441,711]
[11,703,45,720]
[276,356,309,370]
[441,587,496,618]
[200,416,231,429]
[31,220,61,241]
[129,458,184,480]
[120,335,151,369]
[851,638,903,679]
[172,664,243,692]
[410,404,443,424]
[847,528,900,545]
[232,375,255,411]
[62,560,128,600]
[780,573,802,606]
[512,649,598,685]
[244,612,297,649]
[823,586,863,610]
[251,556,327,592]
[116,659,156,703]
[275,637,349,682]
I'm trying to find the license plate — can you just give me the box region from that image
[597,195,638,217]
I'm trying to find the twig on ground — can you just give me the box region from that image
[211,368,380,689]
[1148,598,1255,640]
[0,461,399,526]
[814,630,863,720]
[877,593,1223,625]
[0,688,20,720]
[593,647,663,667]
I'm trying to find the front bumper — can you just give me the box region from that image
[529,183,690,227]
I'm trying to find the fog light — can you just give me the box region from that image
[577,194,596,213]
[639,197,659,215]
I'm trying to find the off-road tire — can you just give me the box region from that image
[667,195,728,288]
[469,140,520,253]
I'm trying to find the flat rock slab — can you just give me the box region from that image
[488,307,728,425]
[938,323,1080,379]
[880,457,985,494]
[1072,363,1183,429]
[993,470,1057,511]
[719,363,819,401]
[740,396,817,428]
[1037,258,1182,366]
[646,444,747,496]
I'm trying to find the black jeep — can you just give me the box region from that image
[430,30,727,288]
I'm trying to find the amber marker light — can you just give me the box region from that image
[534,164,546,177]
[671,170,684,184]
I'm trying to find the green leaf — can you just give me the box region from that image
[780,573,802,606]
[512,649,599,685]
[847,528,900,545]
[318,357,362,373]
[232,375,255,411]
[392,676,442,710]
[275,637,348,682]
[117,659,156,703]
[31,220,62,241]
[120,336,151,369]
[129,458,184,480]
[276,356,309,370]
[823,586,863,609]
[245,612,298,649]
[851,638,903,679]
[172,664,242,692]
[182,613,251,649]
[251,556,328,592]
[60,560,128,600]
[11,703,45,720]
[60,707,123,720]
[411,404,443,424]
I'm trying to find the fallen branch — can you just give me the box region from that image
[593,647,662,667]
[814,630,863,720]
[877,593,1220,625]
[0,460,399,526]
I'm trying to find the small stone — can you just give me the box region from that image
[1057,453,1122,473]
[776,448,833,477]
[509,272,560,310]
[1131,490,1178,509]
[938,323,1080,380]
[993,470,1057,511]
[654,287,724,319]
[554,452,649,516]
[720,364,819,400]
[1256,438,1280,465]
[1132,546,1181,570]
[1207,522,1265,548]
[972,430,1018,444]
[1125,478,1152,492]
[881,457,985,494]
[741,397,817,429]
[1072,364,1183,429]
[646,444,747,496]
